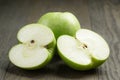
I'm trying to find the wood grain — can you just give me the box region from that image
[0,0,120,80]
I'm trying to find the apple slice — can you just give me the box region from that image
[57,29,110,70]
[9,24,56,70]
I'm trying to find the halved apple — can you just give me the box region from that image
[9,24,56,70]
[57,29,110,70]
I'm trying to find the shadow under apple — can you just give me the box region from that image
[5,55,99,79]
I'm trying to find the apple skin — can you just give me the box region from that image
[38,12,81,39]
[9,24,56,70]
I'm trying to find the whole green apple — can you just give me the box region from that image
[38,12,81,39]
[9,24,56,70]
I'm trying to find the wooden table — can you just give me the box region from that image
[0,0,120,80]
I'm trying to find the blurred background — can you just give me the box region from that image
[0,0,120,80]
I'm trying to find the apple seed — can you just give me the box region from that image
[31,40,35,44]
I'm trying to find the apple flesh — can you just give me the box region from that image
[9,24,56,70]
[38,12,81,39]
[57,29,110,70]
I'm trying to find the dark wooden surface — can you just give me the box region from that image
[0,0,120,80]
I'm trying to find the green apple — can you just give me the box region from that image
[9,24,56,70]
[57,29,110,70]
[38,12,80,39]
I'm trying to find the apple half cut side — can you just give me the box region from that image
[9,24,56,70]
[57,29,110,70]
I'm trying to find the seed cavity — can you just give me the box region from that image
[31,40,35,44]
[76,39,88,49]
[83,44,87,49]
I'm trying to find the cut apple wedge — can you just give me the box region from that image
[9,24,56,70]
[57,29,110,70]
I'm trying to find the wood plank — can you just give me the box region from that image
[103,0,120,80]
[88,0,120,80]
